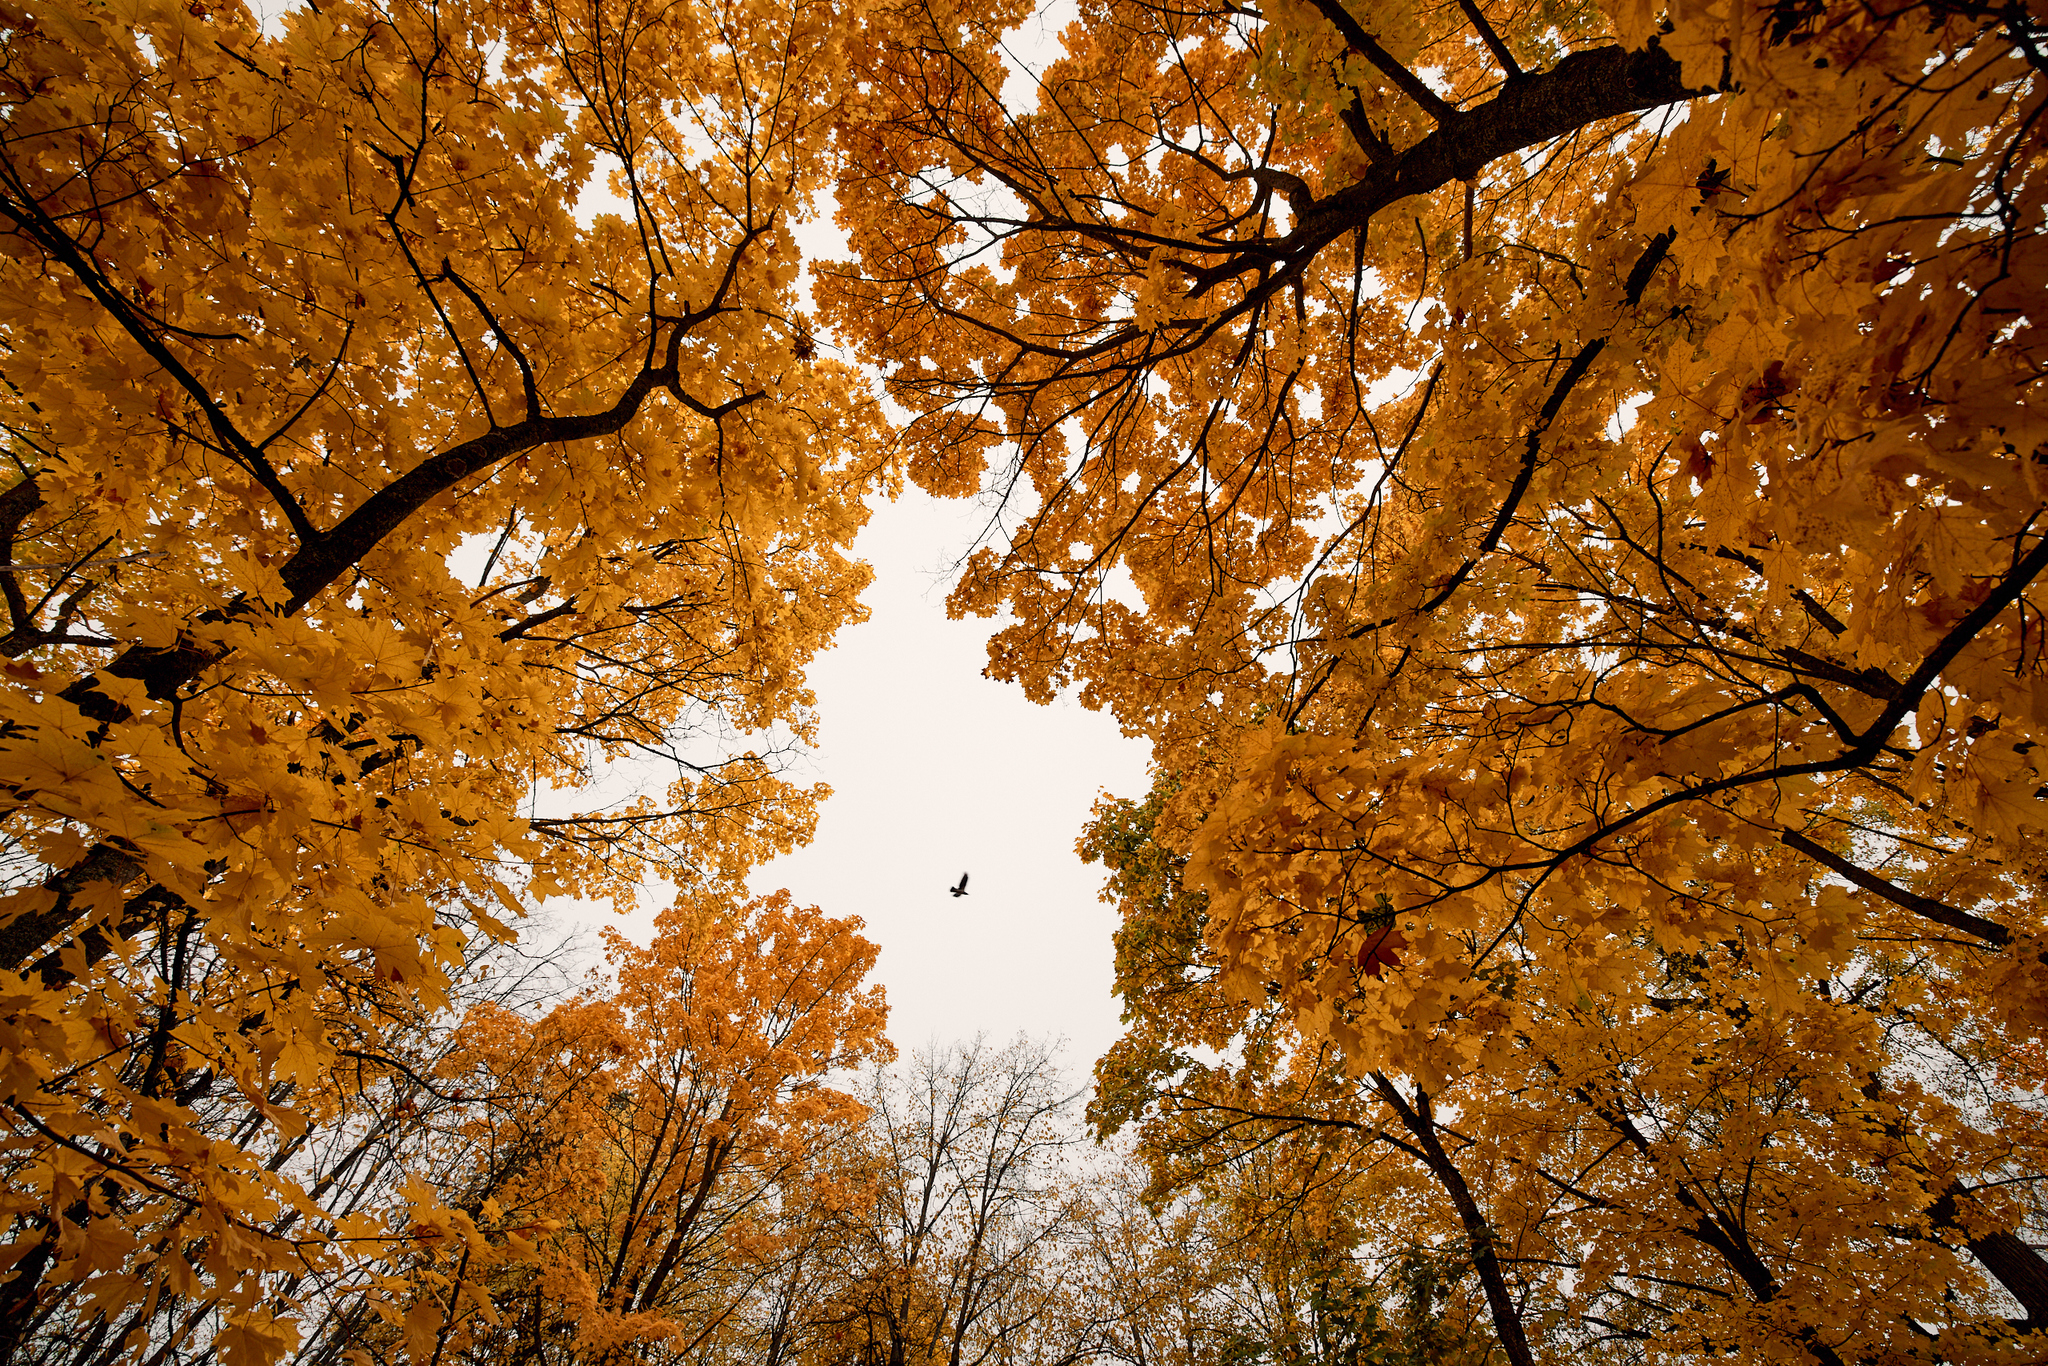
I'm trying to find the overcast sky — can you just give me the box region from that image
[741,489,1152,1072]
[544,478,1152,1077]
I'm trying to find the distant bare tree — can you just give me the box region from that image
[823,1039,1093,1366]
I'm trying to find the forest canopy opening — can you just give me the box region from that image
[2,0,2046,1358]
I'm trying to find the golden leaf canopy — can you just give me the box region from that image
[836,0,2048,1357]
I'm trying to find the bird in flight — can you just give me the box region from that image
[950,872,970,898]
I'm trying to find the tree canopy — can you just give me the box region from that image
[4,0,2047,1357]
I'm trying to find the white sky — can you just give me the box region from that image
[742,488,1151,1069]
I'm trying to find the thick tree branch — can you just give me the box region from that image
[1305,0,1457,122]
[1372,1074,1537,1366]
[1925,1183,2048,1326]
[0,473,42,646]
[0,842,144,974]
[1781,829,2013,947]
[1303,43,1697,240]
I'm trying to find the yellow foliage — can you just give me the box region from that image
[842,0,2048,1358]
[0,0,886,1353]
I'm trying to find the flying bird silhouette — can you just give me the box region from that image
[950,872,970,898]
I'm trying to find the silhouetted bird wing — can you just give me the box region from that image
[951,872,969,896]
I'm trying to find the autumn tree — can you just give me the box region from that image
[0,0,889,1353]
[1080,1155,1498,1366]
[831,0,2048,992]
[0,887,887,1366]
[1084,771,2048,1362]
[340,887,890,1366]
[1084,787,1549,1366]
[0,917,581,1366]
